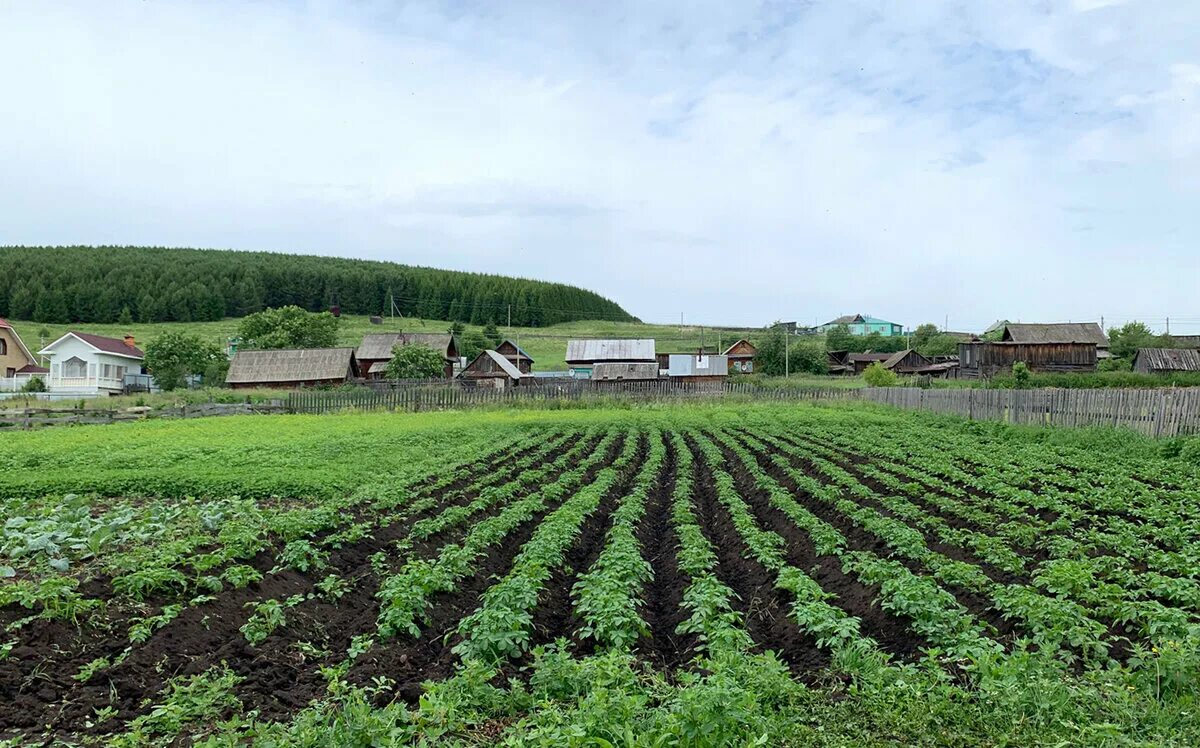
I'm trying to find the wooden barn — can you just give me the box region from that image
[850,352,893,374]
[566,339,656,379]
[459,349,528,388]
[1132,348,1200,375]
[357,333,459,379]
[958,341,1097,379]
[881,349,933,374]
[723,339,758,373]
[494,340,534,374]
[827,350,853,375]
[226,348,359,389]
[1002,323,1110,360]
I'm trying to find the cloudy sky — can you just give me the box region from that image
[2,1,1198,331]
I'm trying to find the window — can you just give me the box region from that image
[0,338,6,355]
[63,356,88,378]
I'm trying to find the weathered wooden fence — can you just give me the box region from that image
[287,380,858,414]
[0,402,288,431]
[861,387,1200,437]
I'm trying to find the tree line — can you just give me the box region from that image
[0,246,635,327]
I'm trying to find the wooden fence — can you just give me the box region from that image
[286,380,858,414]
[0,402,288,431]
[862,387,1200,437]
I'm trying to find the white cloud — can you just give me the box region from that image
[0,0,1198,332]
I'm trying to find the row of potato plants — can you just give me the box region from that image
[451,433,644,664]
[375,430,624,639]
[735,431,1121,664]
[689,433,896,675]
[570,429,665,650]
[397,430,592,555]
[800,424,1200,605]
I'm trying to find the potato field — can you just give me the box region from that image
[1,405,1198,746]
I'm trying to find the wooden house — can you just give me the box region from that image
[226,348,359,389]
[1002,323,1110,359]
[459,349,528,388]
[566,339,655,379]
[1132,348,1200,375]
[881,349,933,374]
[958,341,1096,379]
[0,319,47,391]
[723,339,757,373]
[494,340,534,374]
[357,333,459,379]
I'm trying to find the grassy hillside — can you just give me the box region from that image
[9,315,764,371]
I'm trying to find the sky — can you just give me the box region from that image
[1,0,1198,332]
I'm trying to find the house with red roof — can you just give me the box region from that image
[0,319,48,391]
[38,332,145,396]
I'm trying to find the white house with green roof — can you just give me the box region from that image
[818,314,904,337]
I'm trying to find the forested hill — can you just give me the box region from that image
[0,246,635,326]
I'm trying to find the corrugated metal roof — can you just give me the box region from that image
[591,362,659,380]
[227,348,356,384]
[1003,323,1108,347]
[668,354,729,377]
[357,333,455,361]
[565,339,656,363]
[1134,348,1200,372]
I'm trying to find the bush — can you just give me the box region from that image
[20,376,46,393]
[1012,361,1031,389]
[862,363,897,387]
[144,332,227,391]
[385,344,446,380]
[238,306,338,350]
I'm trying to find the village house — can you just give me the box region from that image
[494,339,534,374]
[958,341,1097,379]
[565,339,655,379]
[0,319,47,391]
[666,353,728,383]
[1132,348,1200,375]
[591,362,660,382]
[849,352,893,374]
[226,348,359,389]
[722,339,758,373]
[1001,323,1110,359]
[818,314,904,337]
[38,332,145,396]
[459,349,529,388]
[356,332,459,379]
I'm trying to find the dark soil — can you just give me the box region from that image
[635,434,697,671]
[710,435,929,662]
[685,436,830,679]
[732,433,1020,644]
[347,432,629,707]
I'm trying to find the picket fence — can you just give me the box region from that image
[861,386,1200,438]
[286,380,857,414]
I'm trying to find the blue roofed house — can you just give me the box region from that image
[817,314,904,337]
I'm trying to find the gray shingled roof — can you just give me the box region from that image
[357,332,455,361]
[1002,323,1108,347]
[1134,348,1200,372]
[226,348,356,384]
[566,339,656,363]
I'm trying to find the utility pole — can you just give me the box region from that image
[785,327,790,378]
[507,304,512,330]
[1166,317,1171,334]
